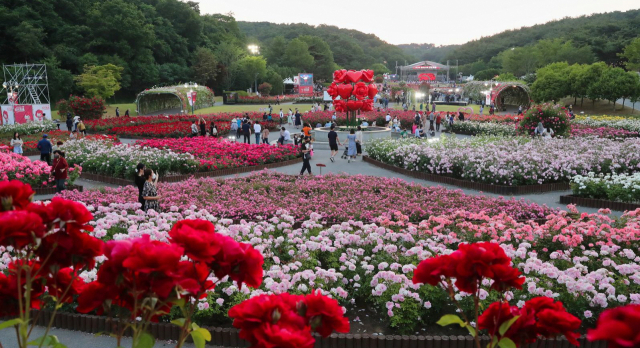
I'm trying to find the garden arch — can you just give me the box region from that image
[492,83,531,111]
[135,85,215,115]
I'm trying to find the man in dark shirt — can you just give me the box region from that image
[134,163,146,209]
[328,125,341,162]
[242,121,251,144]
[37,134,52,165]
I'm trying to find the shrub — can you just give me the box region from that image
[517,103,569,136]
[258,82,272,96]
[56,95,106,120]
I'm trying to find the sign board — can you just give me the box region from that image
[0,104,51,125]
[411,65,442,70]
[192,91,197,104]
[187,91,193,106]
[298,73,314,96]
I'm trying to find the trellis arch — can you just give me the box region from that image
[135,85,215,115]
[492,83,531,110]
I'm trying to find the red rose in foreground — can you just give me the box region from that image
[588,305,640,348]
[333,69,347,83]
[45,267,86,303]
[478,301,516,335]
[454,242,515,293]
[361,99,373,112]
[303,290,350,337]
[489,263,526,291]
[0,180,34,211]
[0,210,45,249]
[122,235,184,273]
[169,219,221,263]
[327,83,339,98]
[333,100,346,112]
[253,324,315,348]
[210,234,264,289]
[412,254,456,286]
[361,69,374,83]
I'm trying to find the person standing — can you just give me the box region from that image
[210,122,218,137]
[190,121,198,137]
[279,109,284,125]
[479,105,484,114]
[66,112,73,131]
[294,109,302,129]
[254,121,262,144]
[299,137,312,175]
[134,163,146,209]
[199,117,206,136]
[431,103,436,113]
[10,132,23,155]
[385,112,391,125]
[37,134,52,165]
[242,120,251,144]
[328,124,341,162]
[237,117,243,138]
[346,129,357,163]
[268,104,273,114]
[275,95,280,105]
[73,115,80,131]
[302,123,311,137]
[115,107,120,117]
[288,108,293,125]
[518,105,523,115]
[142,169,160,212]
[331,112,337,123]
[428,112,435,131]
[355,126,363,156]
[262,127,270,144]
[77,119,86,136]
[51,150,69,193]
[125,109,130,117]
[435,113,442,132]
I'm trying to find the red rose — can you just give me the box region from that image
[361,70,374,83]
[44,197,94,232]
[333,70,348,83]
[353,82,368,100]
[478,301,516,336]
[172,261,215,299]
[489,263,526,291]
[412,254,457,286]
[588,305,640,348]
[253,323,315,348]
[44,267,86,303]
[76,281,117,314]
[327,83,339,99]
[39,228,104,269]
[210,235,264,289]
[303,290,350,337]
[361,99,373,112]
[524,297,581,346]
[122,235,183,273]
[334,100,346,112]
[453,242,514,293]
[169,219,221,263]
[0,210,45,249]
[0,180,34,211]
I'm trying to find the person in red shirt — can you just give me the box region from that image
[51,150,69,193]
[435,114,442,132]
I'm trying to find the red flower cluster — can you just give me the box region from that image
[327,69,377,112]
[587,304,640,348]
[77,219,264,318]
[0,181,103,316]
[478,298,582,347]
[412,242,525,293]
[229,290,350,348]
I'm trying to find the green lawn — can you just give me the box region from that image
[105,103,137,117]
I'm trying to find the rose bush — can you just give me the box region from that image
[56,95,106,120]
[0,120,58,139]
[2,130,118,151]
[571,172,640,203]
[517,104,570,137]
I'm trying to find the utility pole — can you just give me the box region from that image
[456,59,459,83]
[447,60,450,82]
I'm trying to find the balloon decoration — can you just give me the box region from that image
[327,69,378,126]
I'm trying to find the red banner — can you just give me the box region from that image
[299,86,313,95]
[13,105,33,124]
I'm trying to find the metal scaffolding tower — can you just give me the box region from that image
[1,63,50,105]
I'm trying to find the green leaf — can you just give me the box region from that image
[53,343,68,348]
[194,328,211,341]
[173,298,186,308]
[170,318,186,327]
[498,338,517,348]
[466,325,477,336]
[499,316,520,336]
[191,330,205,348]
[0,318,24,331]
[134,332,155,348]
[28,335,61,347]
[436,314,465,327]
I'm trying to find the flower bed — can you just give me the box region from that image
[1,130,118,154]
[570,172,640,203]
[367,136,640,186]
[60,172,555,221]
[61,139,199,178]
[135,137,299,170]
[570,124,639,138]
[28,195,640,333]
[574,116,640,133]
[0,151,81,187]
[0,120,58,138]
[447,121,517,136]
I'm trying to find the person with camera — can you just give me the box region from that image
[299,136,313,176]
[141,168,161,212]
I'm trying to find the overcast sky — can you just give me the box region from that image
[196,0,638,46]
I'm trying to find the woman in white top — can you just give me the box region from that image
[287,109,293,125]
[355,126,363,156]
[541,127,554,139]
[10,132,23,154]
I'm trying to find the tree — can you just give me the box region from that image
[43,57,75,103]
[530,62,571,102]
[475,69,500,81]
[215,42,246,90]
[258,82,272,95]
[265,36,288,66]
[74,64,124,100]
[619,71,640,109]
[265,68,284,95]
[299,36,336,80]
[284,38,314,72]
[192,47,218,86]
[370,63,390,75]
[495,73,518,82]
[620,37,640,72]
[582,62,608,106]
[158,63,192,85]
[589,66,630,110]
[234,56,267,91]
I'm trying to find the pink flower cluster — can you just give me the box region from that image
[570,124,639,139]
[0,151,52,186]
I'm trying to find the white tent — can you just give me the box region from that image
[283,77,295,85]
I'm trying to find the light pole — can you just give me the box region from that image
[254,73,259,96]
[247,44,260,94]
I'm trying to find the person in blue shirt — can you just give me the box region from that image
[324,121,332,128]
[361,120,369,127]
[37,134,53,165]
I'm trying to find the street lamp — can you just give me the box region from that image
[248,44,260,55]
[184,82,198,114]
[254,73,259,95]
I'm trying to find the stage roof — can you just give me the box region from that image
[400,61,449,71]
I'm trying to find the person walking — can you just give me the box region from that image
[328,124,342,162]
[51,150,69,193]
[37,134,53,165]
[66,112,73,131]
[199,117,206,136]
[279,109,284,125]
[299,137,312,175]
[294,109,302,129]
[230,118,238,138]
[115,107,120,117]
[428,112,435,131]
[77,119,86,136]
[134,163,146,209]
[262,127,270,144]
[242,120,251,144]
[237,117,243,139]
[210,122,218,137]
[435,113,442,132]
[346,129,357,163]
[142,168,160,212]
[431,103,436,113]
[73,114,80,131]
[288,108,293,125]
[253,121,262,144]
[10,132,23,155]
[355,126,363,156]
